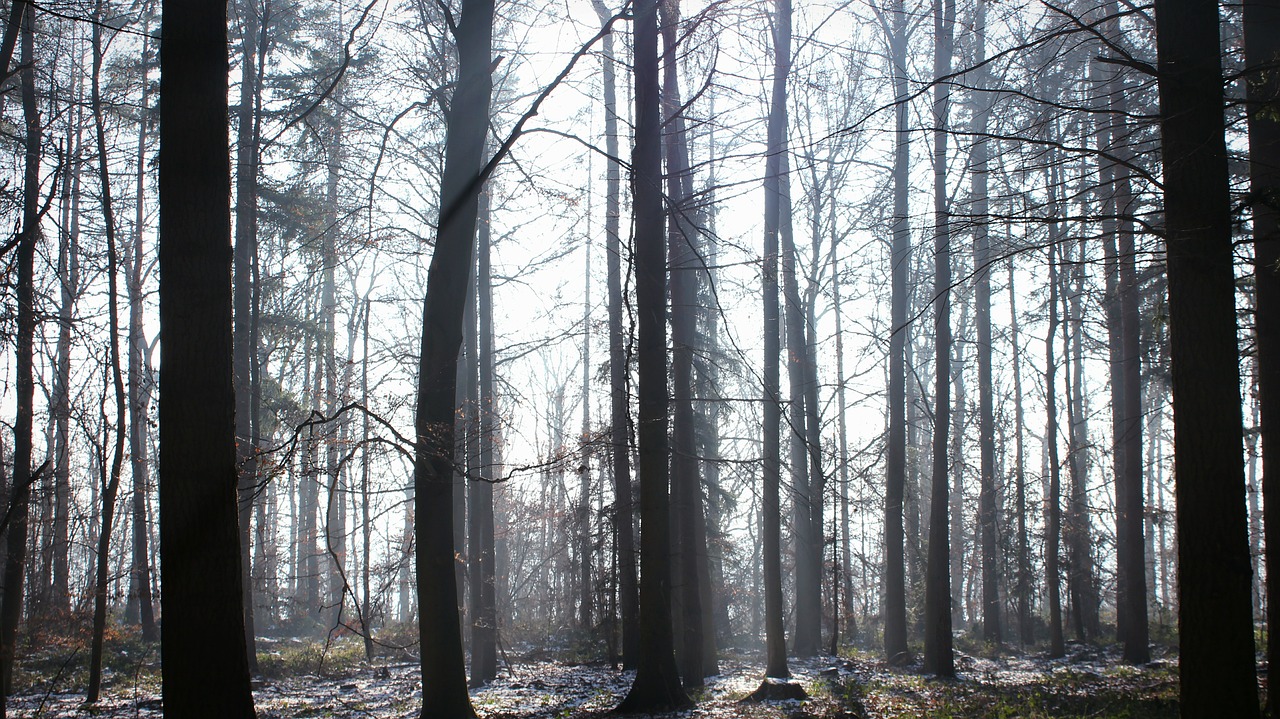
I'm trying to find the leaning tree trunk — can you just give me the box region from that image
[1154,0,1260,712]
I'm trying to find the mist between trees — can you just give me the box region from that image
[0,0,1273,716]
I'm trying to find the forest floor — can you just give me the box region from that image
[5,636,1208,717]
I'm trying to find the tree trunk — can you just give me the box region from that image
[614,0,691,710]
[590,0,639,671]
[0,4,39,706]
[922,0,955,677]
[157,0,257,710]
[87,3,132,698]
[233,0,261,669]
[882,0,911,663]
[1242,0,1280,702]
[660,0,708,686]
[759,0,792,683]
[970,0,1000,646]
[1007,260,1032,646]
[1153,0,1260,711]
[413,0,492,713]
[469,183,498,685]
[1044,238,1066,659]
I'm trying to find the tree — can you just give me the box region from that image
[234,0,263,668]
[614,0,691,710]
[0,2,41,709]
[873,0,913,664]
[758,0,793,685]
[922,0,955,678]
[1242,0,1280,698]
[1153,0,1260,712]
[411,0,492,713]
[590,0,639,670]
[157,0,258,712]
[87,0,132,697]
[968,0,1000,647]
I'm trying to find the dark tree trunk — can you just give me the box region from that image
[413,0,492,714]
[1154,0,1260,712]
[590,0,639,670]
[0,4,39,707]
[660,0,708,686]
[233,0,261,670]
[615,0,691,711]
[922,0,955,677]
[881,0,911,664]
[759,0,792,683]
[157,0,257,711]
[1243,0,1280,703]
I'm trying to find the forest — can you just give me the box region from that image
[0,0,1273,715]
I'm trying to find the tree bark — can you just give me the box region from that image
[157,0,258,711]
[1154,0,1260,712]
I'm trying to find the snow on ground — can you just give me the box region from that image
[4,644,1189,717]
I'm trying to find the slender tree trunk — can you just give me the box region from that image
[233,0,261,668]
[590,0,639,670]
[882,0,911,663]
[1242,0,1280,701]
[413,0,491,713]
[1044,239,1066,659]
[87,4,133,698]
[51,89,82,620]
[660,0,707,685]
[470,183,498,685]
[1007,261,1032,646]
[922,0,955,677]
[0,4,39,706]
[157,0,257,710]
[1154,0,1260,712]
[970,0,1000,646]
[759,0,792,683]
[127,15,157,642]
[615,0,691,709]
